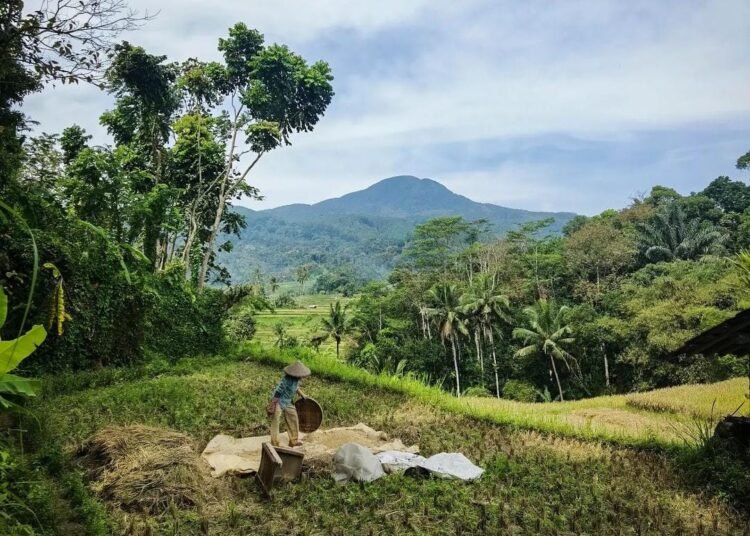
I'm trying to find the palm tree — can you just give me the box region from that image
[512,300,578,402]
[320,301,351,359]
[269,276,280,295]
[462,275,511,398]
[638,203,726,262]
[296,265,311,293]
[426,283,468,397]
[732,250,750,290]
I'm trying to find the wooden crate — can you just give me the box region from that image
[274,445,305,482]
[256,442,282,498]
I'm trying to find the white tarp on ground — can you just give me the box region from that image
[340,447,483,482]
[376,450,428,473]
[333,443,385,483]
[201,423,419,478]
[418,452,484,481]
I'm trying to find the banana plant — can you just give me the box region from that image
[0,287,46,409]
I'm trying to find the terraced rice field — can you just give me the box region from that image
[254,294,354,357]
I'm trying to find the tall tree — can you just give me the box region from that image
[196,24,334,289]
[296,264,312,293]
[565,217,637,302]
[320,301,351,359]
[462,275,511,398]
[405,217,486,274]
[512,300,578,402]
[426,283,468,397]
[100,42,180,266]
[1,0,145,188]
[638,202,726,263]
[702,176,750,215]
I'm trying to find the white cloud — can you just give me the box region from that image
[21,0,750,213]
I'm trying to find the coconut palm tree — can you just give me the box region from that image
[319,300,351,359]
[462,275,511,398]
[426,283,468,397]
[638,203,726,263]
[512,299,577,402]
[269,276,280,295]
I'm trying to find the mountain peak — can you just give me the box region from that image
[227,175,576,280]
[260,174,574,226]
[364,175,448,193]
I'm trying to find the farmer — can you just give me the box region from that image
[268,360,311,447]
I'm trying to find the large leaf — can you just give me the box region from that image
[0,286,6,330]
[0,324,47,375]
[0,373,40,397]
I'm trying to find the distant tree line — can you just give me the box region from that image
[347,164,750,399]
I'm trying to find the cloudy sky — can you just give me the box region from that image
[24,0,750,215]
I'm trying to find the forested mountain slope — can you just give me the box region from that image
[222,176,575,280]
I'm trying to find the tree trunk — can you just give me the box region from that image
[197,178,228,289]
[197,107,252,290]
[336,338,340,359]
[451,338,461,397]
[602,343,610,388]
[488,328,500,399]
[182,217,199,279]
[474,328,484,381]
[549,353,564,402]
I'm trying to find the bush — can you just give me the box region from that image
[503,379,538,402]
[143,266,226,360]
[1,208,150,372]
[274,293,298,308]
[464,386,492,397]
[0,446,56,535]
[223,308,257,341]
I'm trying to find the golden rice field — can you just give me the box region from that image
[246,346,749,448]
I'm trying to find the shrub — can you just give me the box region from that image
[143,267,226,360]
[274,293,298,308]
[1,211,150,371]
[464,386,492,397]
[223,308,257,341]
[502,379,538,402]
[0,446,56,535]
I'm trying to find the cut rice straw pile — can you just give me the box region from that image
[75,425,226,515]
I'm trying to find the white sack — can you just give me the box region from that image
[333,443,385,483]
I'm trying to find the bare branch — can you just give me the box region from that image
[19,0,156,85]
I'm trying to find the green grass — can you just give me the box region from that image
[242,344,749,449]
[20,350,747,535]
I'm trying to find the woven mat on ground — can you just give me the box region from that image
[201,423,419,478]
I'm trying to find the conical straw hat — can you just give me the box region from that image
[284,360,311,378]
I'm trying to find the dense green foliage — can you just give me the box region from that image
[345,169,750,398]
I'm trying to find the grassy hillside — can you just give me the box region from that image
[21,351,748,535]
[245,345,748,448]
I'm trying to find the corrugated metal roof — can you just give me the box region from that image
[672,309,750,358]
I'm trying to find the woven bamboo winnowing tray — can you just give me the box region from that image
[294,397,323,433]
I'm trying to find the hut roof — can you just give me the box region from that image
[672,309,750,358]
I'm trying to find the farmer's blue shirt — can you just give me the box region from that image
[272,375,299,409]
